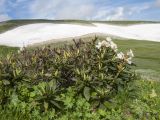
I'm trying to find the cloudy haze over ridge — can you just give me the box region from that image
[0,0,160,22]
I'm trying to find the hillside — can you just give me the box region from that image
[0,20,160,119]
[0,37,160,120]
[0,20,160,47]
[0,19,159,33]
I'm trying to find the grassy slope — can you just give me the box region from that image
[114,40,160,70]
[114,39,160,80]
[93,20,160,25]
[0,45,18,58]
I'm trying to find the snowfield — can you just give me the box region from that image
[0,23,160,47]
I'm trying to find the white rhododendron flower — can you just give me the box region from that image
[101,40,110,47]
[106,37,118,52]
[126,49,134,64]
[116,52,125,59]
[116,50,134,64]
[95,42,102,49]
[106,37,112,42]
[126,57,132,64]
[110,41,118,52]
[96,40,110,49]
[96,37,117,52]
[127,49,134,58]
[96,37,134,64]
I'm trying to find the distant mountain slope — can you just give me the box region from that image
[0,22,160,47]
[0,19,159,33]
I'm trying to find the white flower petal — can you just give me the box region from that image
[96,44,101,49]
[127,49,134,58]
[106,37,112,42]
[126,57,132,64]
[95,37,118,51]
[117,52,125,59]
[95,42,101,49]
[101,40,110,47]
[110,41,117,52]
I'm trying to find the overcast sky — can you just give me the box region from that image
[0,0,160,22]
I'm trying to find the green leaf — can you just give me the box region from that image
[98,109,106,116]
[11,93,19,106]
[1,73,10,77]
[83,87,90,101]
[49,80,56,91]
[44,101,48,112]
[2,80,10,85]
[50,100,61,109]
[30,92,36,98]
[16,69,21,75]
[109,66,116,71]
[104,101,113,110]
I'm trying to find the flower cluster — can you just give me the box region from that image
[96,37,118,52]
[96,37,134,64]
[117,49,134,64]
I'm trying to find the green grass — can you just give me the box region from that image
[93,20,160,25]
[0,45,18,58]
[114,40,160,71]
[114,39,160,80]
[114,79,160,119]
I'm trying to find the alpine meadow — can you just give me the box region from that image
[0,0,160,119]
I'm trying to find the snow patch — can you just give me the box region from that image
[0,23,160,47]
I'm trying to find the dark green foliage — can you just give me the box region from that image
[0,38,136,119]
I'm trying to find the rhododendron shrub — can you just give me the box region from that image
[0,37,136,113]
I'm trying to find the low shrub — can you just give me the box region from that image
[0,37,136,119]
